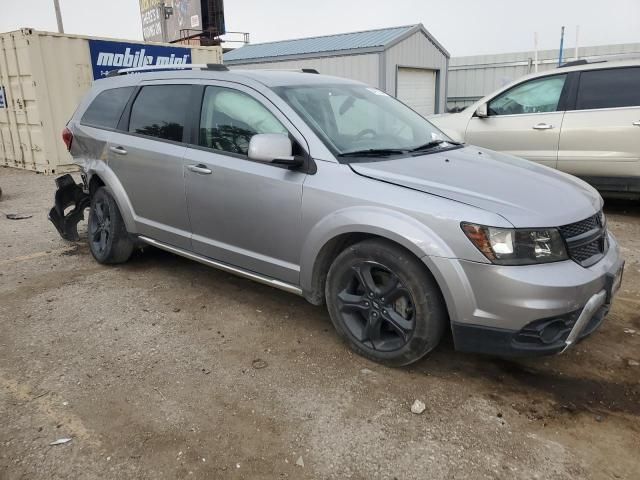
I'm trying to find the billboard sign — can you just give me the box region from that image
[0,86,6,109]
[139,0,204,43]
[139,0,164,42]
[88,40,191,79]
[166,0,203,43]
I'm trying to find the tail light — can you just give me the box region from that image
[62,127,73,151]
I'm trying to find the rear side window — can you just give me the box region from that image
[81,87,134,129]
[576,68,640,110]
[128,85,191,142]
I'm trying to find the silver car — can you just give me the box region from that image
[49,65,624,366]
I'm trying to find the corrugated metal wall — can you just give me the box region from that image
[447,42,640,111]
[384,30,448,113]
[228,53,381,88]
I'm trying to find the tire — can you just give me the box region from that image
[88,187,134,264]
[325,239,447,367]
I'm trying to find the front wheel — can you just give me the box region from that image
[325,239,447,367]
[88,187,134,264]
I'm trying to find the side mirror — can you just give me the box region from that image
[248,133,301,167]
[475,103,488,118]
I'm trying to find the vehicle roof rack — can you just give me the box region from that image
[105,63,229,77]
[558,59,590,68]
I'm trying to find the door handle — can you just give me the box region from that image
[187,164,212,175]
[109,146,127,155]
[633,121,640,126]
[532,123,554,130]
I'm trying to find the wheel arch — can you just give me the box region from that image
[85,161,137,234]
[300,207,455,309]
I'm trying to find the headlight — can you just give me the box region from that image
[461,223,568,265]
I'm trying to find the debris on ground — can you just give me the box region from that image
[49,438,72,446]
[295,456,304,467]
[252,358,268,369]
[360,368,374,375]
[5,213,32,220]
[410,399,426,414]
[623,328,637,335]
[627,359,639,367]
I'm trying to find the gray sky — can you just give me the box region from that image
[2,0,639,56]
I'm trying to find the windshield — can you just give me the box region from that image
[274,84,454,159]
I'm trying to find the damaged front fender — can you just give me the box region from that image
[48,174,90,242]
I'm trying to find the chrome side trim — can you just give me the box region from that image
[138,236,304,296]
[561,289,607,352]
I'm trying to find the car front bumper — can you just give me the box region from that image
[429,232,623,357]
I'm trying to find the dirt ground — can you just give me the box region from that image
[0,166,639,480]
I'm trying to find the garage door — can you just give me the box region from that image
[396,67,437,116]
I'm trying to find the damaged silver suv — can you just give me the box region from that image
[50,65,624,366]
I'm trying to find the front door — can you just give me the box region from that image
[465,74,568,168]
[108,83,193,249]
[184,84,307,284]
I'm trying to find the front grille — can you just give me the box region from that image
[559,213,601,238]
[559,212,607,267]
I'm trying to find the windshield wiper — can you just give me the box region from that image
[409,139,462,153]
[338,148,408,157]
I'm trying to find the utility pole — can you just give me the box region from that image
[53,0,64,33]
[574,25,580,60]
[558,26,565,66]
[533,32,539,72]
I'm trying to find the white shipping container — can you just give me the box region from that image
[0,28,222,174]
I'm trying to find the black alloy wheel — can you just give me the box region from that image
[89,197,111,257]
[325,239,447,366]
[337,261,416,352]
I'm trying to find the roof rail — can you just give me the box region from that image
[558,59,590,68]
[249,68,320,74]
[558,52,640,69]
[105,63,229,77]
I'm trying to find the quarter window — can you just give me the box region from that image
[488,75,567,116]
[81,87,134,129]
[198,86,287,155]
[576,68,640,110]
[128,85,191,142]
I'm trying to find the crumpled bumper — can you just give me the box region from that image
[48,174,90,241]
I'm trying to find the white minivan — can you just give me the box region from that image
[430,60,640,198]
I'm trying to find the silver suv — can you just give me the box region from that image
[49,65,624,366]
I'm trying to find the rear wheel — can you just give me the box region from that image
[88,187,133,264]
[325,239,447,366]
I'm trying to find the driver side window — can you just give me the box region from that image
[199,86,287,156]
[488,74,567,116]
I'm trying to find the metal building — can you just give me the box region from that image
[223,24,450,115]
[447,42,640,111]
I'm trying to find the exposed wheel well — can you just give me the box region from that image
[88,175,105,197]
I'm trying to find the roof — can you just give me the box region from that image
[224,24,449,64]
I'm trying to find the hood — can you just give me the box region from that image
[350,146,601,228]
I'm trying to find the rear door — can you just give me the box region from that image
[108,82,194,250]
[183,83,308,284]
[465,74,568,168]
[558,66,640,185]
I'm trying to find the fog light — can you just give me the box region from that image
[540,320,567,344]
